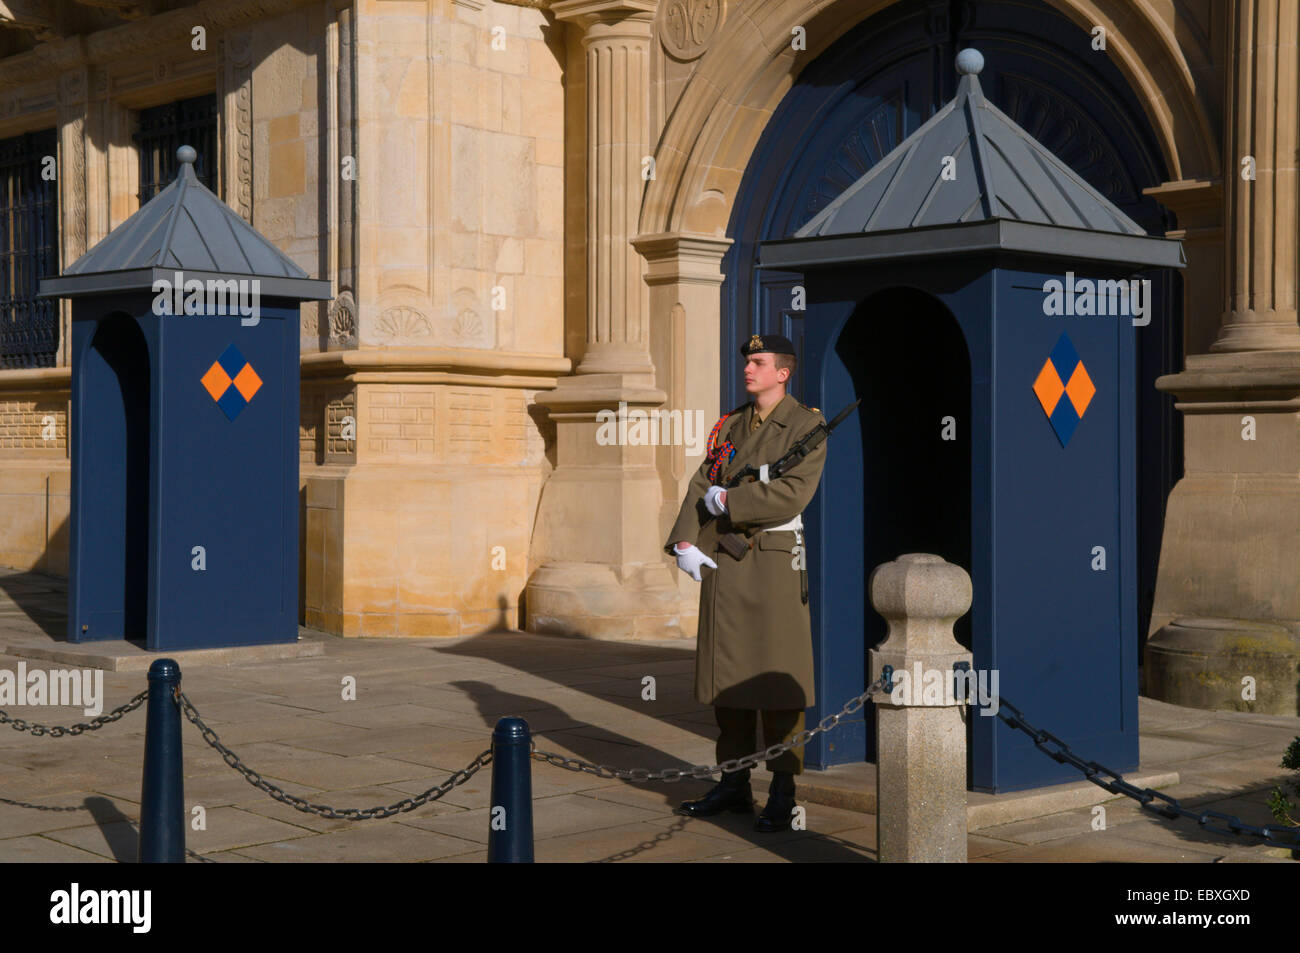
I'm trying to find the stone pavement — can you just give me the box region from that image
[0,569,1296,863]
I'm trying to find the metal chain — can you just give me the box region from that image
[0,690,147,737]
[531,677,886,781]
[174,688,492,820]
[995,696,1300,848]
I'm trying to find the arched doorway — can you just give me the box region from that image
[724,0,1182,768]
[73,313,151,642]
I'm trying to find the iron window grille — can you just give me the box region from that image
[135,93,218,204]
[0,128,59,370]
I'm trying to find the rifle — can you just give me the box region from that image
[712,398,861,561]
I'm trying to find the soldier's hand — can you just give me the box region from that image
[674,542,717,582]
[704,485,729,516]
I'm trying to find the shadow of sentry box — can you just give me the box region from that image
[40,146,331,651]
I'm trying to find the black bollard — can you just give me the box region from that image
[487,716,533,862]
[138,658,185,863]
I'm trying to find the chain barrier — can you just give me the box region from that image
[174,688,492,820]
[3,663,1294,851]
[995,696,1300,849]
[0,690,147,737]
[530,677,887,781]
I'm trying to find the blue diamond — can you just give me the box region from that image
[217,387,248,421]
[1050,400,1080,447]
[217,343,247,379]
[1048,333,1080,380]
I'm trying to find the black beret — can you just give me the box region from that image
[740,333,796,356]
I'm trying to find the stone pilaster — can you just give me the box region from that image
[1142,179,1223,357]
[55,62,88,371]
[526,1,683,639]
[217,27,254,224]
[1212,0,1300,352]
[633,232,731,621]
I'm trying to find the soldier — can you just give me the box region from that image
[664,332,828,832]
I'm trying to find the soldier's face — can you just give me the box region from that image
[744,353,788,394]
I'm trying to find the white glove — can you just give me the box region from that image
[704,485,728,517]
[674,542,717,582]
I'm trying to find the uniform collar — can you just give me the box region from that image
[751,392,795,427]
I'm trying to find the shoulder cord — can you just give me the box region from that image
[705,413,737,483]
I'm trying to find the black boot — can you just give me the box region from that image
[753,771,797,832]
[674,769,755,817]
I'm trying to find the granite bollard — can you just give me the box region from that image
[869,553,973,862]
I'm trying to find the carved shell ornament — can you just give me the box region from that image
[659,0,725,61]
[329,292,357,343]
[374,305,432,339]
[453,309,483,338]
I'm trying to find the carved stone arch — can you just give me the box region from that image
[638,0,1219,239]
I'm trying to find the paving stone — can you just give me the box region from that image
[184,806,320,853]
[233,784,467,833]
[0,834,115,862]
[0,791,134,838]
[239,754,431,790]
[234,823,480,862]
[972,830,1225,862]
[401,792,663,845]
[41,819,141,861]
[311,703,487,729]
[173,715,350,747]
[531,821,740,863]
[281,723,486,757]
[1136,735,1242,763]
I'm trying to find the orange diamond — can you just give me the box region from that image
[232,363,263,402]
[1066,362,1096,417]
[200,362,232,401]
[1032,360,1065,416]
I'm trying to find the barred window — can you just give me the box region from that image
[0,128,58,370]
[135,93,218,204]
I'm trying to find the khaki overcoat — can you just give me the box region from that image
[664,393,828,708]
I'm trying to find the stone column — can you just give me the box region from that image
[553,0,657,377]
[1212,0,1300,352]
[869,554,973,863]
[526,0,682,639]
[1146,3,1300,713]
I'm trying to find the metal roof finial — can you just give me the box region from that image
[955,48,984,75]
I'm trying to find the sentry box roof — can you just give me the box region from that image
[758,49,1185,271]
[39,145,333,301]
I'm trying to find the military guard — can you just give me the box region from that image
[664,332,828,831]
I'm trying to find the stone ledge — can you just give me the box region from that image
[2,627,325,672]
[778,761,1181,829]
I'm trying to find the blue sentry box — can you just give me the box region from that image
[794,257,1147,792]
[67,297,301,650]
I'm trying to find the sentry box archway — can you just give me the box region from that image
[759,51,1185,792]
[40,147,331,651]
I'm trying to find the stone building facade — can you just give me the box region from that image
[0,0,1295,708]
